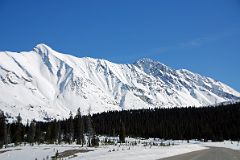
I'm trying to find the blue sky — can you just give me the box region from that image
[0,0,240,91]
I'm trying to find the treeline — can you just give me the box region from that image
[93,102,240,141]
[0,102,240,148]
[0,108,100,148]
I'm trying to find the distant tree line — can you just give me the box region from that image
[0,108,99,148]
[92,102,240,141]
[0,102,240,148]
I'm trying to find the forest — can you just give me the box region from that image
[0,102,240,148]
[93,102,240,141]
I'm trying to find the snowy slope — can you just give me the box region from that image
[0,44,239,122]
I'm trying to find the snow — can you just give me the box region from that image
[1,138,240,160]
[0,144,86,160]
[0,44,240,122]
[76,144,207,160]
[0,142,207,160]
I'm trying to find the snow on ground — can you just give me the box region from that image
[76,144,207,160]
[0,144,87,160]
[0,139,207,160]
[1,140,240,160]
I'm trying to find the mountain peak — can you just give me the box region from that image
[134,58,172,74]
[135,58,168,67]
[135,58,158,64]
[33,43,54,55]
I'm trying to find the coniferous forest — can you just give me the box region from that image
[93,102,240,141]
[0,102,240,148]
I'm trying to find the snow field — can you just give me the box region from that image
[1,138,240,160]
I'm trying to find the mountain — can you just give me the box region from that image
[0,44,239,122]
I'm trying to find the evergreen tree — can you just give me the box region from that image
[46,121,58,144]
[86,107,94,147]
[14,113,22,145]
[5,124,11,147]
[25,120,30,142]
[75,108,84,146]
[35,122,43,144]
[4,122,8,146]
[67,112,74,144]
[119,120,126,143]
[0,111,5,148]
[28,120,36,144]
[56,121,61,144]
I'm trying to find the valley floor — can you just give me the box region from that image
[0,139,239,160]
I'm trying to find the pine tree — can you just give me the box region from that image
[119,120,126,143]
[25,120,30,142]
[86,107,94,147]
[35,123,43,144]
[28,120,36,144]
[0,111,5,148]
[68,112,74,144]
[46,121,57,144]
[75,108,84,146]
[4,122,8,146]
[56,121,61,144]
[14,113,22,145]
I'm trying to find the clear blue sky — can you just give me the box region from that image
[0,0,240,91]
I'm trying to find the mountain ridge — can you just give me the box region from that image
[0,44,239,122]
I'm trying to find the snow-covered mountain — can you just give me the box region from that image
[0,44,239,122]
